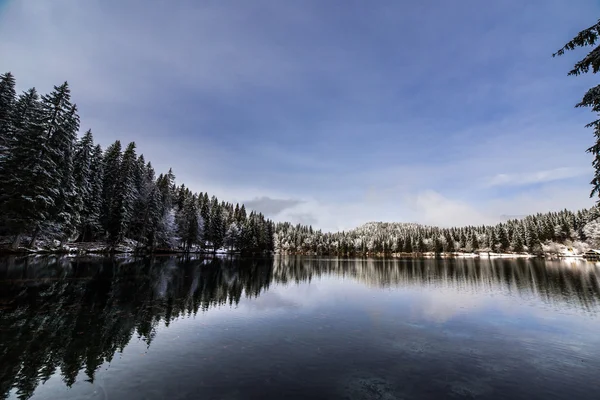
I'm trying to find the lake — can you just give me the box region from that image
[1,256,599,399]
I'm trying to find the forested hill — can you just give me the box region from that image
[0,72,274,253]
[1,71,599,256]
[274,209,600,255]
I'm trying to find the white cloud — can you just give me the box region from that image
[486,167,588,187]
[405,191,498,227]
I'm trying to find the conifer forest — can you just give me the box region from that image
[1,72,599,256]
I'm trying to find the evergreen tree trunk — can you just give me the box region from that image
[11,232,22,250]
[28,226,40,248]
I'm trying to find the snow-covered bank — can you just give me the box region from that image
[393,252,537,258]
[0,237,240,256]
[275,251,540,258]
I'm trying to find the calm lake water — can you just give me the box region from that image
[1,256,600,400]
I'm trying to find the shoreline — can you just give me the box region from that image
[0,243,588,260]
[0,242,241,256]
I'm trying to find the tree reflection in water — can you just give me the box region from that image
[0,256,598,399]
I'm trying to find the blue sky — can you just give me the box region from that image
[1,0,599,231]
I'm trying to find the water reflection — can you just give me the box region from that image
[274,257,600,310]
[0,256,598,399]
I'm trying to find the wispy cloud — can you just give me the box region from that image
[486,167,589,187]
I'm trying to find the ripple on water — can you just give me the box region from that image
[341,374,403,400]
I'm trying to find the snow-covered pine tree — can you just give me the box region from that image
[145,181,163,249]
[180,193,201,251]
[39,84,80,242]
[233,203,240,222]
[511,225,525,253]
[415,234,425,253]
[238,204,247,223]
[157,168,175,213]
[175,184,187,211]
[1,88,55,248]
[128,155,151,243]
[466,232,479,253]
[209,196,225,251]
[82,143,104,241]
[433,235,443,254]
[487,229,497,252]
[0,72,16,160]
[444,232,455,252]
[583,217,600,247]
[157,207,178,249]
[525,222,540,251]
[200,193,211,245]
[151,169,178,248]
[72,130,95,240]
[101,140,122,239]
[109,142,138,243]
[496,225,509,252]
[395,236,404,253]
[403,236,413,253]
[0,72,17,233]
[258,213,270,252]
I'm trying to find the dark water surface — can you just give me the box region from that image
[1,256,600,400]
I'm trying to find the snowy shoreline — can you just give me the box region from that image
[0,241,590,260]
[0,240,239,256]
[0,246,540,258]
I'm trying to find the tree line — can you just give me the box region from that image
[0,72,274,253]
[2,72,600,256]
[274,208,600,255]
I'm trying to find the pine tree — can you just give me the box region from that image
[403,236,413,253]
[458,232,467,251]
[467,232,479,252]
[266,221,275,252]
[39,84,80,242]
[101,141,122,237]
[496,226,510,252]
[109,142,137,243]
[238,204,247,223]
[415,235,425,253]
[0,72,16,160]
[1,89,56,248]
[487,229,497,252]
[82,144,104,241]
[511,225,525,253]
[175,184,187,210]
[180,193,202,251]
[200,193,211,245]
[152,169,177,248]
[157,168,175,213]
[156,207,178,248]
[396,236,404,253]
[129,156,151,243]
[525,222,540,251]
[72,130,95,240]
[209,196,225,251]
[233,203,240,222]
[433,235,443,254]
[145,183,163,249]
[555,20,600,198]
[444,233,456,252]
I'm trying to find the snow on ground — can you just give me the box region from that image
[542,240,590,257]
